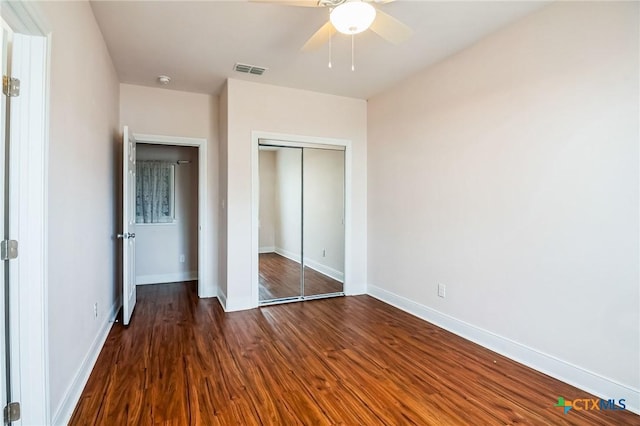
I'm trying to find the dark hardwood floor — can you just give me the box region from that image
[259,252,343,301]
[70,282,639,425]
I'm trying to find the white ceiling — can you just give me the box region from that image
[90,0,549,100]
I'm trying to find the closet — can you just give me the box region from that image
[258,141,345,304]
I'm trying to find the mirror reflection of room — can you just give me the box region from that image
[303,148,345,297]
[258,143,345,303]
[259,146,302,301]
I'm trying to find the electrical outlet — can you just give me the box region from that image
[93,302,98,318]
[438,283,446,298]
[179,254,185,263]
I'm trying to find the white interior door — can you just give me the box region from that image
[121,126,137,325]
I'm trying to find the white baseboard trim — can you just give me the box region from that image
[198,279,218,299]
[274,247,300,263]
[303,258,344,283]
[259,246,275,254]
[51,300,119,425]
[199,288,218,298]
[272,248,344,283]
[367,285,640,415]
[136,271,198,285]
[215,290,254,312]
[217,289,227,311]
[344,286,366,296]
[223,297,256,312]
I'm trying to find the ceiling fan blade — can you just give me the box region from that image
[249,0,321,7]
[301,21,337,52]
[369,10,412,44]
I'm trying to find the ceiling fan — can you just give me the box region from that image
[252,0,412,52]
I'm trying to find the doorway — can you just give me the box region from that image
[121,131,210,326]
[258,140,346,305]
[135,144,199,286]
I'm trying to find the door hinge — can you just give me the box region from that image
[2,76,20,97]
[1,240,18,260]
[4,402,20,423]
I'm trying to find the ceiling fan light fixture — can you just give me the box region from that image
[330,1,376,35]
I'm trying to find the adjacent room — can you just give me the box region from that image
[135,143,199,287]
[0,1,637,425]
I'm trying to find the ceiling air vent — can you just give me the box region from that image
[233,63,267,76]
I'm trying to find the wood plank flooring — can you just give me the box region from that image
[70,282,639,425]
[259,253,343,301]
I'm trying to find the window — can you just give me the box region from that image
[136,161,175,223]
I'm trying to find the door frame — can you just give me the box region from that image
[132,133,211,297]
[0,2,50,425]
[251,131,353,308]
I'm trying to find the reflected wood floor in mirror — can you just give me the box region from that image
[259,252,342,301]
[69,282,639,425]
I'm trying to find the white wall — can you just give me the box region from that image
[258,150,276,251]
[135,144,198,284]
[221,79,367,311]
[367,1,639,410]
[119,83,218,296]
[41,1,120,420]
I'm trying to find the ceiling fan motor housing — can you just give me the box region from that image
[319,0,346,6]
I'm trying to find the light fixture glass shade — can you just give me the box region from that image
[330,1,376,35]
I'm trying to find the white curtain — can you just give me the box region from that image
[136,161,174,223]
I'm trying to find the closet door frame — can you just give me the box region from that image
[251,131,351,307]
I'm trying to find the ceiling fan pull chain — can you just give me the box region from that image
[351,34,355,71]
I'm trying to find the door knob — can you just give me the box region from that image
[117,233,127,239]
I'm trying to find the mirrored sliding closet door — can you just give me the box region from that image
[302,148,345,298]
[258,141,345,305]
[258,145,302,301]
